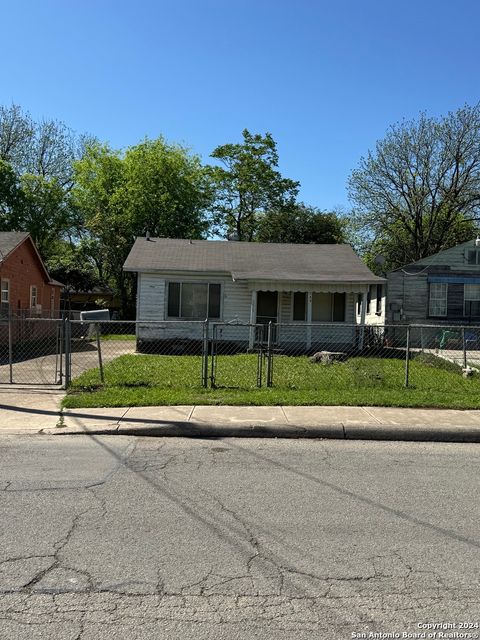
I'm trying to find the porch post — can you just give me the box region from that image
[359,290,367,350]
[249,290,257,349]
[306,292,312,350]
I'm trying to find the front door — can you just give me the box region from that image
[256,291,278,324]
[256,291,278,343]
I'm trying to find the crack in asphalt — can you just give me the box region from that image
[1,436,479,632]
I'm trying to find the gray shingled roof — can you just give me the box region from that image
[0,231,30,262]
[124,237,384,283]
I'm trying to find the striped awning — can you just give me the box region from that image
[428,275,480,284]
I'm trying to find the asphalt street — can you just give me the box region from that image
[1,434,479,639]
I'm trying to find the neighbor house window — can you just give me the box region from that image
[466,249,480,265]
[30,285,38,308]
[464,284,480,316]
[1,279,9,304]
[429,283,447,317]
[167,282,221,319]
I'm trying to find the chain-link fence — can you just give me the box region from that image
[0,317,65,384]
[3,318,480,393]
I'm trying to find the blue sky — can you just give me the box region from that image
[1,0,479,210]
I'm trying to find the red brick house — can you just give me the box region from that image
[0,232,63,318]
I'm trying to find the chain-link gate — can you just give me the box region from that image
[0,317,66,385]
[209,321,274,389]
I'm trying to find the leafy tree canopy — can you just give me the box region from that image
[0,160,23,224]
[348,104,480,272]
[255,203,346,244]
[46,239,101,293]
[209,129,299,241]
[73,138,213,317]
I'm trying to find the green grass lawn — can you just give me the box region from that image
[62,352,480,409]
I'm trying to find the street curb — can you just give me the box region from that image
[42,421,480,442]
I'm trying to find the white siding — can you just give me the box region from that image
[137,272,251,341]
[280,291,292,323]
[137,273,360,347]
[137,272,166,321]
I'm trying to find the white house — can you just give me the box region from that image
[123,237,384,352]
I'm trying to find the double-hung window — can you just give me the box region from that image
[429,283,447,317]
[0,279,9,317]
[464,284,480,317]
[167,282,221,319]
[30,285,38,309]
[1,279,9,304]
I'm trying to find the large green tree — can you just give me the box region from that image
[0,104,86,268]
[0,160,23,224]
[45,238,101,293]
[255,203,345,244]
[348,104,480,272]
[209,129,299,240]
[73,138,213,317]
[0,104,84,186]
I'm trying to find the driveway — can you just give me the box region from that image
[0,339,136,385]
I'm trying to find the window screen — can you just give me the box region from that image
[332,293,346,322]
[208,284,221,318]
[293,292,306,321]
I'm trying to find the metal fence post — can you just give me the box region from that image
[266,321,273,387]
[55,321,63,385]
[8,314,13,384]
[96,323,105,383]
[462,327,467,369]
[202,319,209,388]
[64,317,71,388]
[210,324,217,388]
[256,339,263,388]
[404,325,410,388]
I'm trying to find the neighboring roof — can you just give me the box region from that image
[49,279,64,287]
[64,286,114,295]
[0,231,63,287]
[0,231,30,262]
[389,238,478,273]
[124,237,384,283]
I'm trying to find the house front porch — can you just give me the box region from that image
[246,282,371,351]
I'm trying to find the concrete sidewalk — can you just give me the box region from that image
[2,386,480,441]
[46,404,480,441]
[0,386,65,432]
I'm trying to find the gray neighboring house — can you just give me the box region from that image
[386,238,480,334]
[123,237,384,351]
